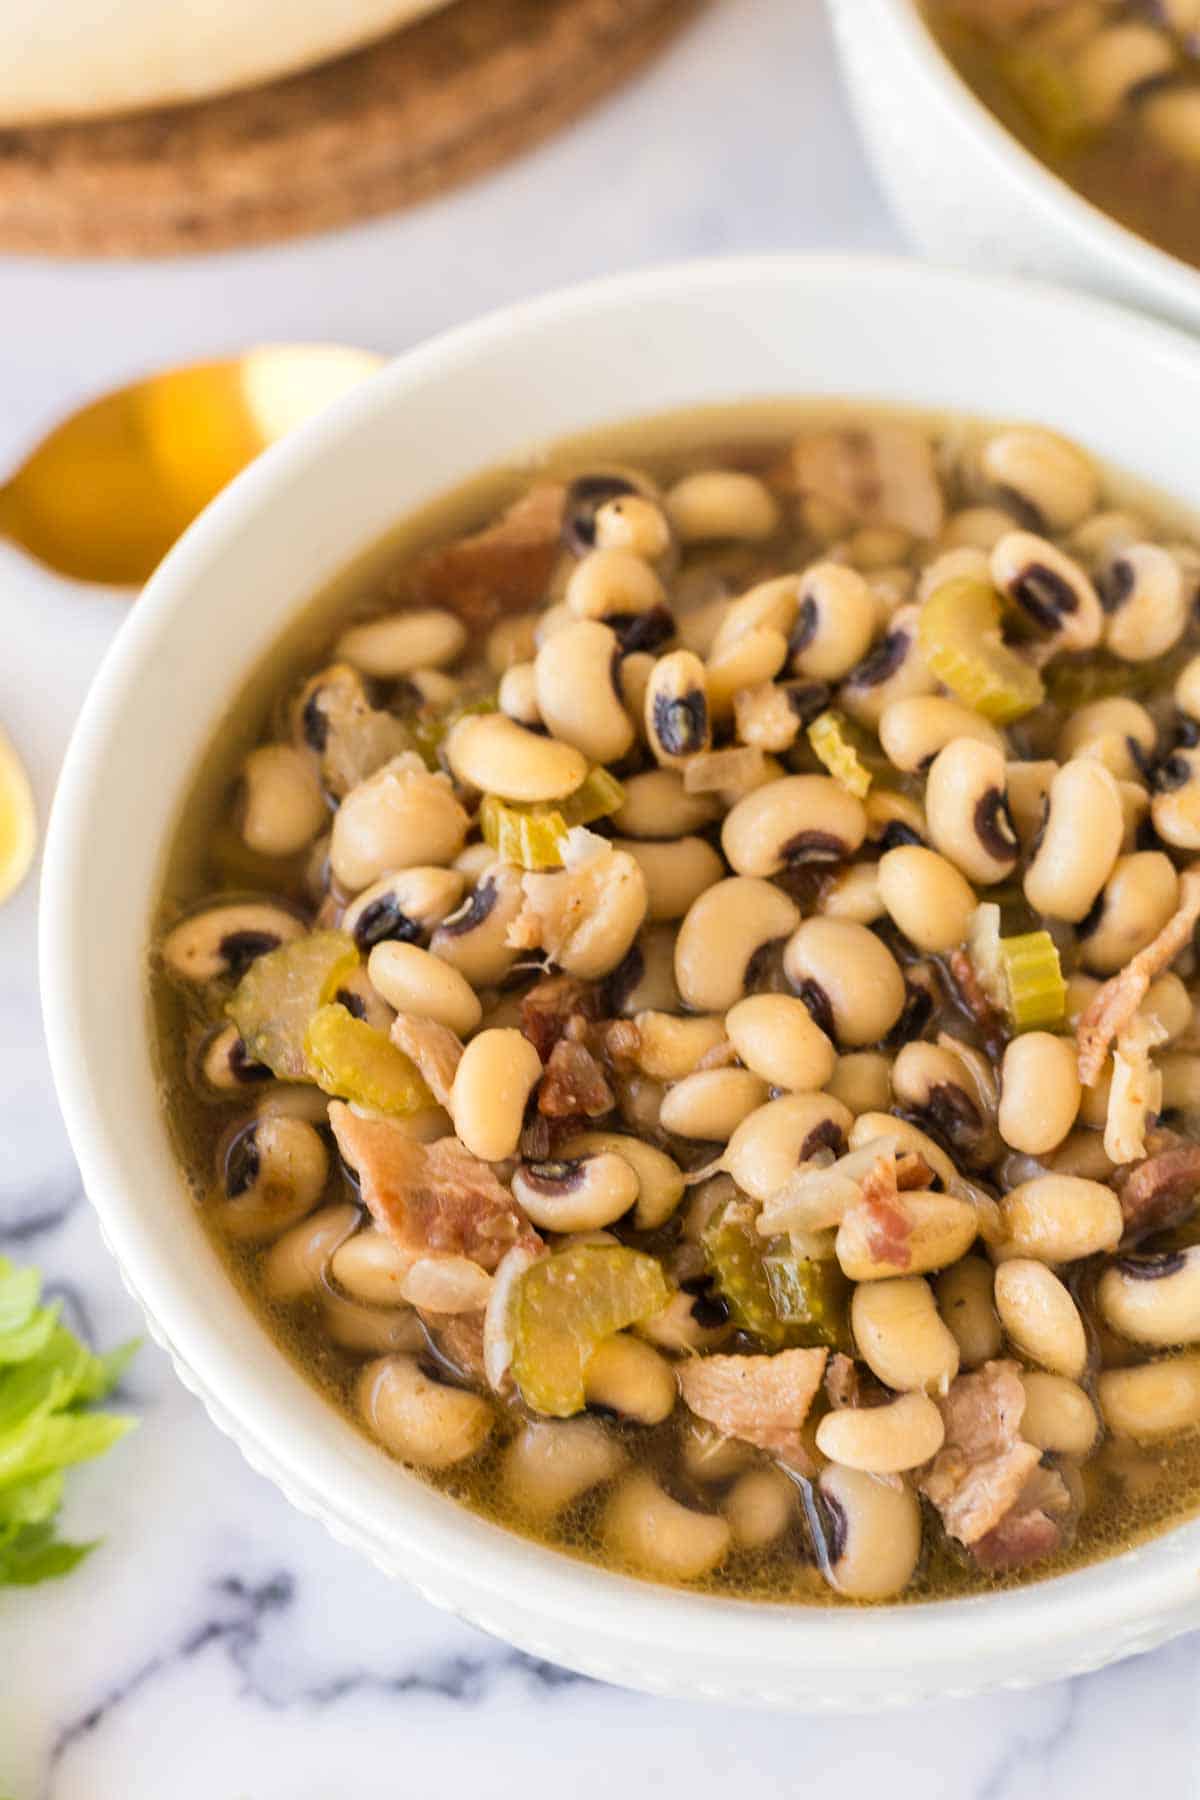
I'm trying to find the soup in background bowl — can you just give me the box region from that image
[42,259,1200,1705]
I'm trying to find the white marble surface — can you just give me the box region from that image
[2,1,1199,1794]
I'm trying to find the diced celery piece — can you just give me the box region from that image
[919,578,1044,724]
[304,1003,431,1114]
[510,1245,670,1418]
[1000,929,1067,1031]
[227,930,359,1080]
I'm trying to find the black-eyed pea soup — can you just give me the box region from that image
[155,404,1200,1604]
[925,1,1200,270]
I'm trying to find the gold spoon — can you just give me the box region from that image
[0,344,384,587]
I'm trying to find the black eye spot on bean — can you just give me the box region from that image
[521,1159,587,1195]
[224,1128,260,1198]
[993,484,1044,533]
[1010,562,1078,631]
[974,790,1018,861]
[610,605,674,655]
[1099,558,1136,615]
[845,630,907,691]
[334,987,368,1020]
[784,681,832,725]
[800,1119,847,1161]
[301,690,329,752]
[877,820,925,852]
[781,829,847,864]
[680,1274,731,1329]
[794,978,836,1042]
[652,691,708,757]
[1176,718,1200,751]
[562,474,638,554]
[788,596,819,658]
[1155,754,1192,793]
[352,896,422,952]
[1127,735,1155,780]
[885,983,935,1050]
[1115,1251,1187,1281]
[439,878,497,936]
[219,929,282,978]
[229,1038,272,1083]
[925,1082,983,1139]
[816,1489,848,1567]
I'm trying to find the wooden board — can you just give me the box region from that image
[0,0,703,258]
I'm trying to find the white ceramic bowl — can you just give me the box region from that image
[827,0,1200,336]
[40,256,1200,1709]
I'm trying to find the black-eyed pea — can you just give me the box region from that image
[659,1068,769,1142]
[1044,1128,1116,1184]
[838,604,936,729]
[583,1334,677,1424]
[1100,544,1188,662]
[724,994,837,1093]
[852,1275,960,1393]
[237,743,327,859]
[709,575,801,656]
[644,649,711,767]
[609,923,682,1016]
[1070,507,1145,567]
[331,756,469,892]
[500,1419,626,1524]
[359,1354,494,1469]
[878,695,1003,774]
[994,1259,1088,1378]
[498,660,541,727]
[407,669,463,709]
[705,627,789,721]
[368,941,482,1035]
[534,619,634,764]
[665,470,780,543]
[1018,1372,1099,1456]
[723,1093,852,1201]
[564,547,666,623]
[935,1256,1001,1369]
[787,563,878,681]
[322,1294,424,1357]
[998,1034,1081,1155]
[675,877,800,1011]
[782,918,906,1048]
[198,1023,271,1092]
[673,592,729,659]
[816,1390,945,1474]
[1174,653,1200,723]
[253,1084,332,1127]
[680,1422,756,1483]
[999,1174,1123,1263]
[849,1112,958,1189]
[1160,1051,1200,1112]
[341,865,466,953]
[260,1202,359,1302]
[1098,1353,1200,1441]
[610,768,719,840]
[1077,852,1180,975]
[511,1153,639,1232]
[614,836,723,923]
[976,426,1099,532]
[215,1116,328,1242]
[330,964,395,1034]
[925,738,1018,885]
[864,787,928,850]
[444,713,587,804]
[1006,759,1058,852]
[991,531,1102,650]
[561,1131,685,1230]
[449,1028,542,1162]
[1064,971,1101,1031]
[485,611,539,674]
[453,841,497,882]
[1058,698,1157,783]
[517,843,648,979]
[914,547,991,602]
[618,1075,666,1136]
[1023,758,1124,922]
[815,1464,922,1600]
[891,1042,987,1155]
[534,602,572,647]
[866,566,915,613]
[593,492,672,560]
[604,1471,732,1579]
[877,845,976,953]
[816,863,885,925]
[940,504,1019,551]
[722,775,866,878]
[1152,744,1200,850]
[162,901,305,983]
[825,1052,892,1116]
[722,1467,797,1550]
[1074,21,1175,125]
[837,1189,978,1282]
[335,607,467,677]
[430,864,525,987]
[330,1226,411,1306]
[1098,1247,1200,1347]
[837,523,914,568]
[629,1012,727,1081]
[1143,973,1194,1044]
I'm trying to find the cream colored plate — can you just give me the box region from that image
[1,0,449,124]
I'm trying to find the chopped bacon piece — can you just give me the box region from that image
[824,1352,862,1411]
[678,1347,827,1469]
[403,484,566,631]
[389,1014,462,1111]
[1115,1138,1200,1244]
[329,1103,539,1272]
[601,1018,641,1067]
[971,1465,1071,1573]
[920,1360,1041,1547]
[519,974,600,1063]
[538,1038,614,1120]
[856,1153,914,1273]
[1078,868,1200,1087]
[787,421,945,540]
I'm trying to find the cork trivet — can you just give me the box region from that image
[0,0,703,258]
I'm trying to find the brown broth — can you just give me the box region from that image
[152,399,1200,1604]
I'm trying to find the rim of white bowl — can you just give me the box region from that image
[866,0,1200,319]
[38,255,1200,1703]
